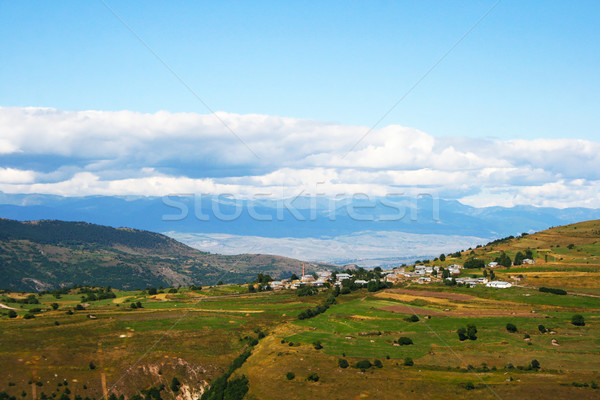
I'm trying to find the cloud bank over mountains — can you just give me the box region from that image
[1,106,599,208]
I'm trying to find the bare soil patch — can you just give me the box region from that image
[387,288,477,301]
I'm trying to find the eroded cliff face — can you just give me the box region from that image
[111,357,214,400]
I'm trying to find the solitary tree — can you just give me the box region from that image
[51,303,59,310]
[467,324,478,340]
[506,323,517,333]
[571,314,585,326]
[170,377,181,393]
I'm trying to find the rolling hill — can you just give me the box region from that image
[453,219,600,293]
[0,218,331,291]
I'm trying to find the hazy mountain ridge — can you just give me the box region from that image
[0,218,330,291]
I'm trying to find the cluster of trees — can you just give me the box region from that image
[353,359,383,371]
[0,219,172,249]
[297,303,330,320]
[79,287,116,302]
[200,331,265,400]
[457,324,477,341]
[463,258,485,269]
[539,287,567,295]
[1,294,39,304]
[494,252,512,268]
[366,280,390,292]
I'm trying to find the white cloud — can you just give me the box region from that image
[0,106,599,208]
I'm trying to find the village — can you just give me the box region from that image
[264,257,536,291]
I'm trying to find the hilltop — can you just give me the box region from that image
[0,218,331,291]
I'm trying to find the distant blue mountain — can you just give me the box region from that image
[1,193,599,240]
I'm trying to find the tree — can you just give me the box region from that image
[514,252,525,266]
[495,252,512,268]
[373,359,383,368]
[8,310,17,318]
[506,323,517,333]
[538,324,547,333]
[170,377,181,393]
[223,375,249,400]
[403,357,414,366]
[525,249,533,259]
[51,303,59,310]
[338,359,349,368]
[464,258,485,269]
[248,284,256,293]
[313,341,323,350]
[467,324,478,340]
[290,273,299,281]
[571,314,585,326]
[286,372,295,380]
[217,281,223,286]
[457,327,468,341]
[355,360,372,371]
[464,382,475,390]
[306,373,319,382]
[530,359,540,370]
[147,287,158,295]
[397,337,413,345]
[439,254,446,261]
[406,314,419,322]
[130,303,137,309]
[89,361,96,370]
[136,301,142,308]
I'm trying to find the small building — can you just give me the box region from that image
[336,273,352,282]
[316,271,332,280]
[488,262,498,268]
[354,279,369,285]
[486,281,512,289]
[522,259,535,265]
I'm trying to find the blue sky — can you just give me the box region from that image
[1,1,598,140]
[0,1,599,208]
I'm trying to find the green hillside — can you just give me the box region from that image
[0,219,327,291]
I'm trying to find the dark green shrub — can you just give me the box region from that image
[286,372,295,380]
[506,323,517,333]
[373,359,383,368]
[338,359,349,368]
[355,360,372,370]
[403,357,414,366]
[306,373,319,382]
[571,314,585,326]
[397,337,413,345]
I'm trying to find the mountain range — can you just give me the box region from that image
[2,193,600,265]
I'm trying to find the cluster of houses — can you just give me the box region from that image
[267,258,519,291]
[380,261,513,288]
[268,270,349,290]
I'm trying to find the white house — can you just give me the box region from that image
[354,279,369,285]
[486,281,512,289]
[522,259,535,265]
[336,273,352,282]
[488,262,498,268]
[316,271,332,280]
